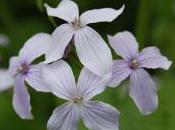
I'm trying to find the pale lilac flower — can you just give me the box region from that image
[8,33,52,119]
[108,31,172,115]
[43,60,120,130]
[44,0,124,76]
[0,69,14,91]
[0,34,10,46]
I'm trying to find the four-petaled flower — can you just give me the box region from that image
[44,0,124,76]
[8,33,52,119]
[43,60,120,130]
[108,31,172,115]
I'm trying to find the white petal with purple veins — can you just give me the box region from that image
[77,67,111,100]
[129,68,158,115]
[138,47,172,70]
[80,5,125,26]
[74,26,113,76]
[47,102,79,130]
[108,31,139,59]
[0,69,14,91]
[45,24,74,63]
[81,101,120,130]
[25,64,50,92]
[13,75,33,119]
[45,0,79,23]
[19,33,52,63]
[108,60,132,87]
[43,60,77,100]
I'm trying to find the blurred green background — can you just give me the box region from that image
[0,0,175,130]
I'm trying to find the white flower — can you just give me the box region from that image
[107,31,172,115]
[7,33,52,119]
[44,0,124,76]
[43,60,120,130]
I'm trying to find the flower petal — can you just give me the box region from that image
[129,68,158,115]
[45,24,74,63]
[108,31,139,59]
[108,60,132,87]
[25,64,50,92]
[0,69,14,91]
[80,5,124,26]
[9,56,21,76]
[47,102,79,130]
[138,47,172,70]
[77,67,111,100]
[13,75,33,119]
[44,0,79,23]
[74,26,113,76]
[81,101,120,130]
[19,33,52,63]
[42,60,77,100]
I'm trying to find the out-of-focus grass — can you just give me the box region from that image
[0,0,175,130]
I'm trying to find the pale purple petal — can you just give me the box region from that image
[25,64,50,92]
[19,33,52,63]
[13,75,33,119]
[0,69,14,91]
[80,5,124,26]
[42,60,77,100]
[108,31,139,59]
[108,60,132,87]
[74,26,113,76]
[81,101,120,130]
[47,102,79,130]
[129,68,158,115]
[138,47,172,70]
[77,67,111,100]
[9,56,22,75]
[45,24,74,63]
[45,0,79,23]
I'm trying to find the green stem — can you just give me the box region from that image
[0,0,15,32]
[135,0,153,46]
[36,0,45,12]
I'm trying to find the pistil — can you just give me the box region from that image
[130,59,139,69]
[18,63,29,75]
[73,96,83,104]
[71,18,81,30]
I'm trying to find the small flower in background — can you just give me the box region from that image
[0,34,13,91]
[44,0,124,76]
[108,31,172,115]
[0,69,14,91]
[0,34,10,65]
[0,34,10,46]
[43,60,120,130]
[8,33,52,119]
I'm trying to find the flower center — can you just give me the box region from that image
[18,63,29,75]
[73,96,83,104]
[130,59,139,69]
[71,18,81,30]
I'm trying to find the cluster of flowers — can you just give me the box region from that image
[0,0,172,130]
